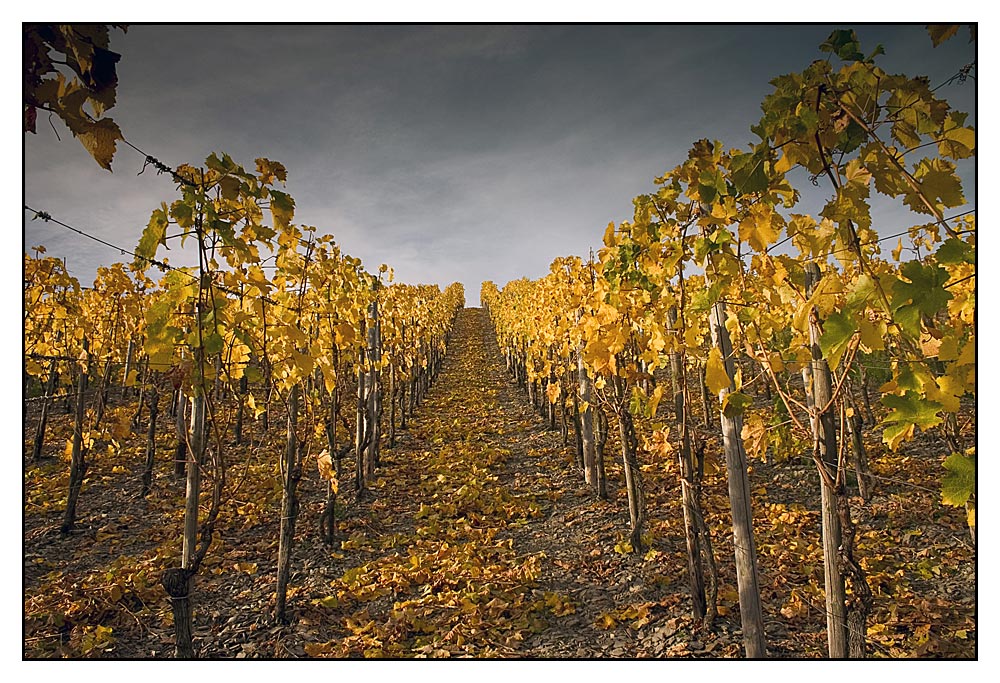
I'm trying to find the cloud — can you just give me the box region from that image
[24,24,976,305]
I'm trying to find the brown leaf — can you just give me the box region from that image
[76,117,121,170]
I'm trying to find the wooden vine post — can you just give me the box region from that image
[802,262,848,658]
[355,336,368,494]
[370,295,383,472]
[662,297,713,622]
[32,360,60,461]
[275,383,300,623]
[355,287,381,493]
[182,390,205,569]
[141,386,158,497]
[275,238,315,623]
[168,350,206,659]
[60,337,89,534]
[708,301,766,658]
[173,387,187,480]
[577,333,598,491]
[612,371,645,551]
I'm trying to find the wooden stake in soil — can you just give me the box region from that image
[60,339,89,535]
[578,347,598,491]
[141,386,158,497]
[275,383,302,623]
[803,263,848,659]
[612,373,645,551]
[173,387,187,480]
[32,360,59,461]
[708,302,767,659]
[182,392,205,569]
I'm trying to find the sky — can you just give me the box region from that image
[22,23,976,306]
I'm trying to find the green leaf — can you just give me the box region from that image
[690,281,723,313]
[846,273,878,309]
[941,453,974,507]
[316,595,340,608]
[693,237,712,264]
[820,29,865,61]
[892,304,923,338]
[881,391,943,432]
[904,158,965,215]
[818,311,857,369]
[135,204,170,267]
[169,200,195,229]
[206,152,238,174]
[935,238,974,265]
[269,189,295,230]
[721,391,753,418]
[729,150,769,195]
[203,332,224,356]
[891,261,953,333]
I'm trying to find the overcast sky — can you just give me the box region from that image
[23,23,976,305]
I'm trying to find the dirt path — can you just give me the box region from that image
[283,307,715,658]
[455,308,692,656]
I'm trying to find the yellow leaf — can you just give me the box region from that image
[255,158,288,184]
[770,351,786,374]
[774,151,794,174]
[317,449,334,482]
[248,393,266,419]
[596,613,617,630]
[684,323,703,349]
[292,350,315,377]
[858,318,886,352]
[111,413,132,441]
[738,203,782,252]
[603,221,616,246]
[545,382,560,404]
[955,339,975,366]
[648,384,664,416]
[334,323,357,347]
[883,422,914,451]
[583,337,613,375]
[705,347,731,396]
